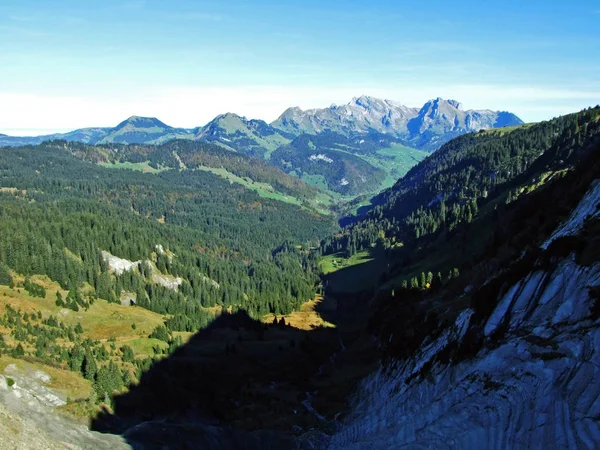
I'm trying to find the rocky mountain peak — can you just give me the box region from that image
[271,95,523,150]
[419,98,462,116]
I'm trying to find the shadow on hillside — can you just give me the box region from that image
[321,249,388,298]
[90,307,377,449]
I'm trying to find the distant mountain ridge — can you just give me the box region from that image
[0,116,193,147]
[194,113,293,158]
[272,96,524,150]
[0,96,523,152]
[0,97,524,196]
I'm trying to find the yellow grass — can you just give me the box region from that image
[262,295,335,330]
[127,338,168,357]
[0,281,164,341]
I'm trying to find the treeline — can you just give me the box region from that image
[0,143,334,319]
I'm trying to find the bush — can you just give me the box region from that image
[149,325,170,342]
[0,264,12,286]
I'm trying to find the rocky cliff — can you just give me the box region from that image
[330,178,600,449]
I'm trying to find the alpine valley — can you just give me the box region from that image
[1,101,599,450]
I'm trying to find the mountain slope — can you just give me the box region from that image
[322,107,599,264]
[96,116,192,145]
[270,131,428,195]
[272,96,524,151]
[0,140,340,449]
[272,96,419,136]
[406,98,523,150]
[60,139,332,211]
[0,141,335,319]
[194,113,293,158]
[330,119,600,448]
[0,127,112,146]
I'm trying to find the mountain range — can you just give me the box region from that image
[273,96,522,150]
[0,97,523,196]
[0,96,522,152]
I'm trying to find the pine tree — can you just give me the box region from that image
[12,343,25,357]
[69,345,85,372]
[410,277,419,289]
[420,272,427,289]
[83,352,97,380]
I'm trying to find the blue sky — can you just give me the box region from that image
[0,0,599,134]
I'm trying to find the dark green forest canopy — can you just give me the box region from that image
[0,142,336,321]
[271,132,388,195]
[64,139,322,202]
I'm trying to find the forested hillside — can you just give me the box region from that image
[0,141,338,438]
[0,97,520,199]
[321,107,600,262]
[270,131,427,195]
[0,142,335,320]
[58,139,330,209]
[330,133,600,448]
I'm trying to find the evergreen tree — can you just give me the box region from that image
[69,345,85,372]
[83,352,97,381]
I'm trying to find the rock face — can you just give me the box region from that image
[0,364,129,450]
[272,96,523,150]
[273,96,418,136]
[101,249,182,290]
[330,181,600,449]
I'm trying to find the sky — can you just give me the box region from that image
[0,0,599,135]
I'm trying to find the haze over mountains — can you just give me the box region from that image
[0,96,523,152]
